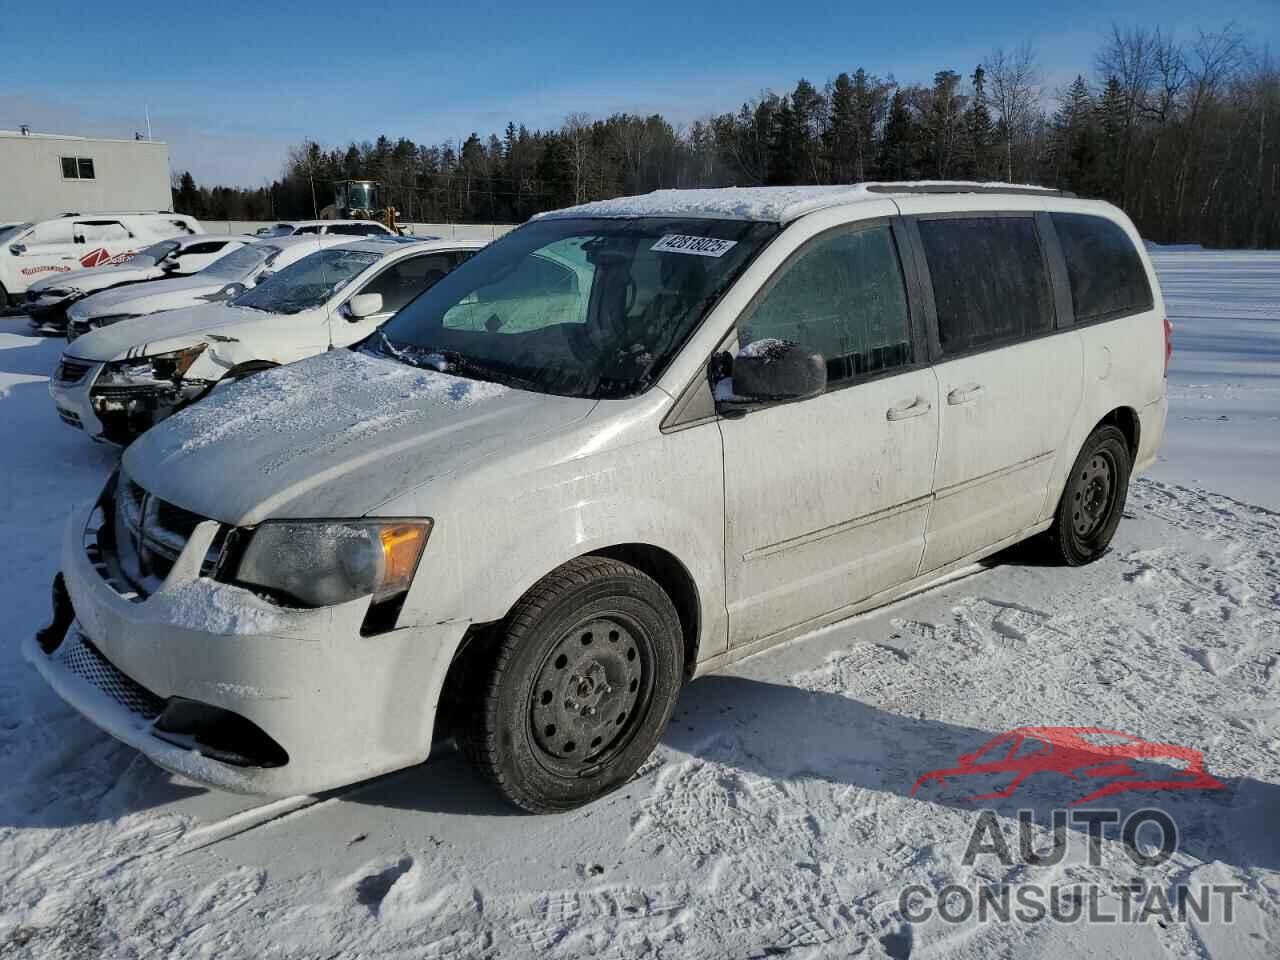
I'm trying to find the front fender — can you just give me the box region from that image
[392,422,730,665]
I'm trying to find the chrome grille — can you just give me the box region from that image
[54,627,165,719]
[103,476,223,598]
[55,358,93,385]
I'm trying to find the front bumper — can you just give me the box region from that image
[48,361,107,439]
[26,292,76,332]
[24,499,467,796]
[48,368,203,445]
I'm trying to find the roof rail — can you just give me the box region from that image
[866,183,1077,199]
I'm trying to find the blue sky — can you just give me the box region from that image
[4,0,1276,186]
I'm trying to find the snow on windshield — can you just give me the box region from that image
[134,239,181,266]
[232,249,380,315]
[203,243,277,281]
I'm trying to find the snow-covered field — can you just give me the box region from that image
[1,251,1277,959]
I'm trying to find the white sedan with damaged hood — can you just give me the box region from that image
[62,234,350,341]
[26,234,255,336]
[49,236,481,444]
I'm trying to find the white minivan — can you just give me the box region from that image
[28,183,1169,812]
[49,237,482,443]
[1,212,201,306]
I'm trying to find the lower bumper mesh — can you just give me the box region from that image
[54,627,165,720]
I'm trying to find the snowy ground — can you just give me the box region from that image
[0,252,1277,959]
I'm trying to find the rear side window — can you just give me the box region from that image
[741,225,913,384]
[918,217,1054,355]
[1052,213,1153,323]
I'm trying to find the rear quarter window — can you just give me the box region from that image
[1051,213,1154,323]
[918,217,1055,355]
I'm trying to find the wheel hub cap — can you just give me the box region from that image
[530,618,645,763]
[1073,453,1115,537]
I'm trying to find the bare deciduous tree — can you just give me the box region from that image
[986,42,1042,181]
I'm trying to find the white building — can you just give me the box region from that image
[0,130,173,223]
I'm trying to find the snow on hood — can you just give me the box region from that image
[70,273,228,319]
[123,349,596,524]
[67,303,262,362]
[28,261,160,294]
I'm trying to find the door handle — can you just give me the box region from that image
[886,396,933,421]
[947,383,985,404]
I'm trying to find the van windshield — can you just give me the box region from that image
[373,217,777,398]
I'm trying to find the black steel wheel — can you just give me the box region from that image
[459,556,683,813]
[528,614,655,775]
[1045,424,1132,565]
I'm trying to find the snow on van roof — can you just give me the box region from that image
[536,181,1065,224]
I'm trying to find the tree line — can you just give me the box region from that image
[172,23,1280,248]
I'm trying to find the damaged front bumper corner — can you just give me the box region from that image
[48,367,209,445]
[87,381,209,444]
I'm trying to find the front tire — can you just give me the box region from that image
[460,556,683,813]
[1044,425,1132,565]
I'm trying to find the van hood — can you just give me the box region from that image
[123,349,597,524]
[71,274,230,320]
[29,260,161,294]
[67,303,264,362]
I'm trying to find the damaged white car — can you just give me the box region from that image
[29,184,1169,812]
[49,237,480,443]
[63,235,348,342]
[26,235,254,336]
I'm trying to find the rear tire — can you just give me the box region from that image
[1043,425,1132,566]
[459,556,683,813]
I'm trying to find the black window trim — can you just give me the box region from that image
[1046,212,1155,328]
[60,155,96,181]
[902,210,1070,364]
[717,214,932,413]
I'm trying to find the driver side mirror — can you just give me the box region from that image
[345,292,384,320]
[9,243,26,255]
[715,339,827,409]
[160,258,181,272]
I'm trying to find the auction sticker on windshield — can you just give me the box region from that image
[650,235,739,257]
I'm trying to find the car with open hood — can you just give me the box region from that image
[25,234,255,336]
[29,183,1169,812]
[63,234,349,342]
[49,236,481,443]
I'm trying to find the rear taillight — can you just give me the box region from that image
[1163,317,1173,378]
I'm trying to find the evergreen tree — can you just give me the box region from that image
[966,65,994,178]
[880,89,917,179]
[173,171,202,217]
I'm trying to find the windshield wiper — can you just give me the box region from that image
[374,331,537,391]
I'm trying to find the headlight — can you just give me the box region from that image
[233,520,432,607]
[96,344,207,386]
